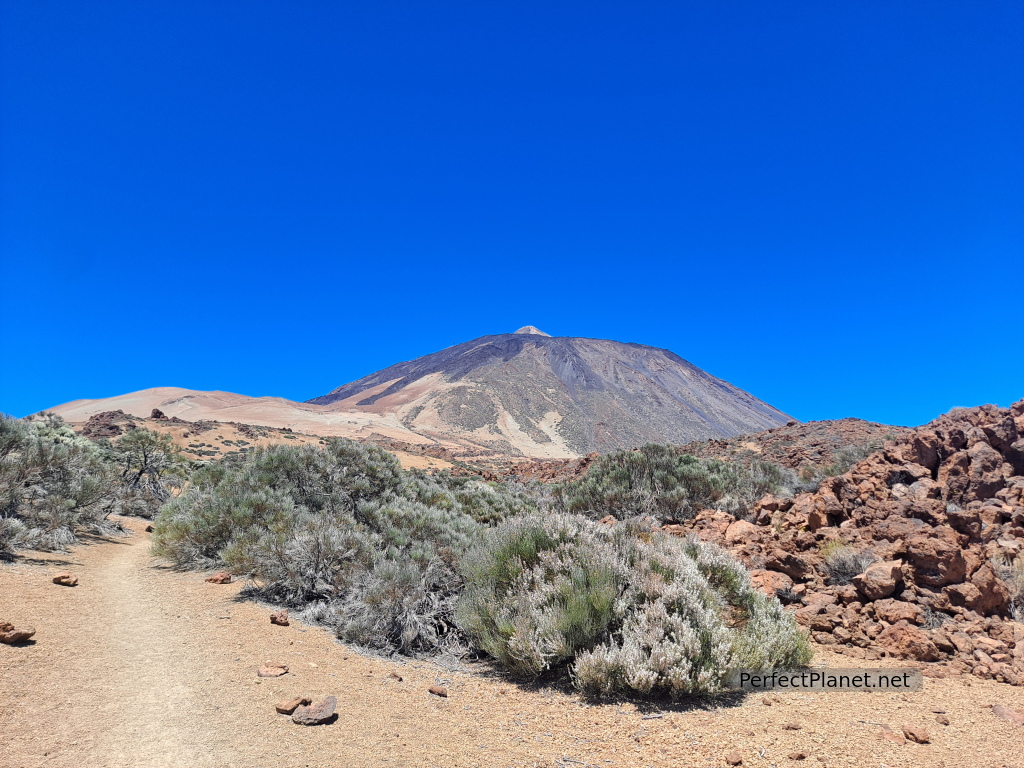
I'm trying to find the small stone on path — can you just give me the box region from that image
[880,725,906,746]
[275,696,311,715]
[292,696,337,726]
[428,685,448,698]
[0,622,36,644]
[257,663,289,678]
[993,704,1024,726]
[270,610,289,626]
[205,572,232,584]
[902,725,930,744]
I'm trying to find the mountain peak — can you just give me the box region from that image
[514,325,551,336]
[306,332,790,456]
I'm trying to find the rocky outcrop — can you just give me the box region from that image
[497,418,910,484]
[80,410,132,438]
[677,400,1024,684]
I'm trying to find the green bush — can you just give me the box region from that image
[554,444,793,523]
[105,427,188,518]
[457,514,620,676]
[0,413,118,555]
[457,514,812,697]
[152,439,536,654]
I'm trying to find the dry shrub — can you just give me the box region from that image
[457,514,812,697]
[152,439,535,655]
[820,540,877,586]
[554,445,794,523]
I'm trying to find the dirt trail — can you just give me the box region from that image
[3,518,1024,768]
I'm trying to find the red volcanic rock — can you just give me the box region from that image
[80,410,129,438]
[0,622,36,644]
[877,621,940,661]
[945,564,1011,616]
[292,696,337,726]
[901,725,930,744]
[993,704,1024,726]
[873,599,924,626]
[905,528,967,587]
[724,519,756,545]
[852,560,904,601]
[275,696,311,715]
[749,569,794,596]
[257,663,289,678]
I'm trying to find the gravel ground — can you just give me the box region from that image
[2,517,1023,768]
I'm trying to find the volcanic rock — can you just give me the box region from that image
[945,564,1011,616]
[902,725,930,744]
[873,599,924,626]
[876,621,941,661]
[852,561,903,601]
[724,519,756,545]
[292,696,337,725]
[80,410,128,438]
[749,569,794,596]
[0,622,36,644]
[275,696,311,715]
[905,528,967,587]
[257,663,289,678]
[993,704,1024,726]
[52,572,78,587]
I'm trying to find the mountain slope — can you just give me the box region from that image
[45,328,792,458]
[307,328,791,455]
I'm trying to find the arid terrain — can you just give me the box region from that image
[46,328,792,459]
[8,335,1024,768]
[68,408,456,471]
[3,516,1023,768]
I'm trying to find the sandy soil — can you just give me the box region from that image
[2,518,1023,768]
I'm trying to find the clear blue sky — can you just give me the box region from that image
[1,1,1021,426]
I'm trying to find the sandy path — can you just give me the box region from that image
[3,518,1024,768]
